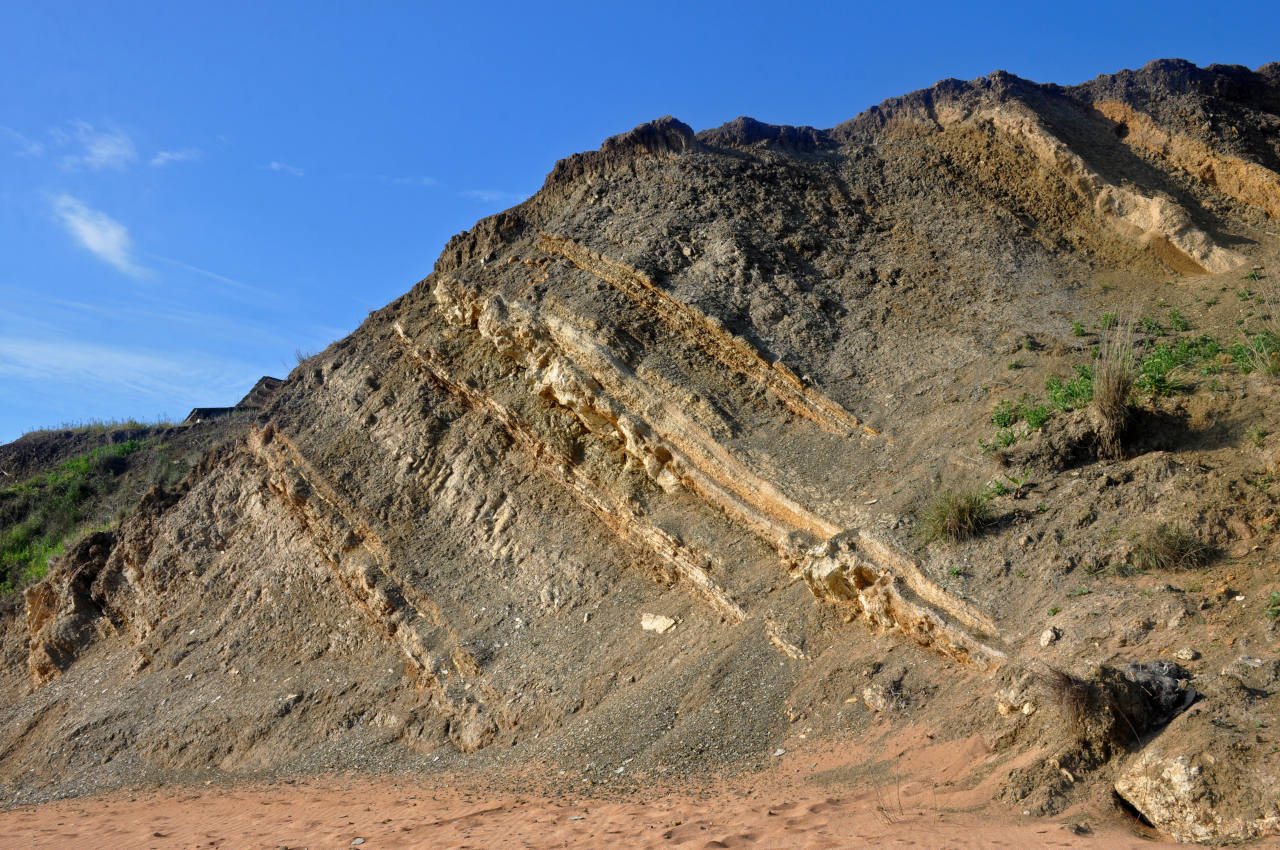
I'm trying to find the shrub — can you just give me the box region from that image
[1092,325,1136,461]
[1131,523,1213,571]
[918,487,991,543]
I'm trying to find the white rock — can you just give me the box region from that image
[1039,627,1061,647]
[641,613,676,634]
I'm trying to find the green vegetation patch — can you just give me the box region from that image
[1045,364,1094,411]
[0,439,145,594]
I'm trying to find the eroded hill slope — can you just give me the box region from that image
[4,59,1280,842]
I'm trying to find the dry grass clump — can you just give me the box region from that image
[918,487,990,543]
[1032,664,1098,736]
[1092,323,1136,461]
[1131,523,1213,571]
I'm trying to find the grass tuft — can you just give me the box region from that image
[1131,523,1213,572]
[918,487,991,543]
[1092,326,1135,461]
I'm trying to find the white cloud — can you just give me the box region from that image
[58,122,137,171]
[151,148,202,167]
[1,126,44,157]
[268,160,304,177]
[462,189,527,204]
[51,194,149,278]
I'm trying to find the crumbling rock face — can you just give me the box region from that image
[3,58,1280,841]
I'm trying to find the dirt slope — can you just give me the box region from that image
[3,58,1280,843]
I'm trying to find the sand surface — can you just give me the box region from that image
[0,775,1172,850]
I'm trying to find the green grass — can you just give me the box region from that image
[1072,321,1086,337]
[1232,331,1280,377]
[1135,335,1222,396]
[1046,365,1094,411]
[0,439,146,594]
[1267,591,1280,620]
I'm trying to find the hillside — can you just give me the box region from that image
[3,58,1280,842]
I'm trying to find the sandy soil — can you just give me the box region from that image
[0,767,1181,850]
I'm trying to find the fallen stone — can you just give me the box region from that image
[1039,627,1060,647]
[640,613,675,634]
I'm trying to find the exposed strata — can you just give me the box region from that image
[4,59,1280,844]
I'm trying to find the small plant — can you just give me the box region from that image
[1266,591,1280,620]
[1244,269,1263,281]
[949,566,964,578]
[1068,586,1093,598]
[1100,312,1119,330]
[1023,404,1051,430]
[992,399,1021,427]
[1235,331,1280,378]
[918,487,991,543]
[1008,359,1024,370]
[1047,606,1060,616]
[1139,316,1163,335]
[1247,424,1269,448]
[1072,321,1086,337]
[1168,309,1190,332]
[1132,523,1213,571]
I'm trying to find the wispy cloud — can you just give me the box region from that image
[149,254,276,301]
[51,194,149,278]
[57,122,137,171]
[1,126,44,157]
[0,336,258,406]
[268,160,304,177]
[151,147,202,167]
[382,175,437,187]
[462,189,528,204]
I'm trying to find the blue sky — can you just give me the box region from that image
[2,1,1277,442]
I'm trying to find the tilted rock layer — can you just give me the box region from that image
[4,59,1280,842]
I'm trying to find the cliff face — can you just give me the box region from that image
[4,59,1280,841]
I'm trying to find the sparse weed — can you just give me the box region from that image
[1247,424,1269,448]
[1168,309,1190,332]
[1072,321,1086,337]
[1244,269,1263,282]
[1100,312,1119,330]
[1266,591,1280,620]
